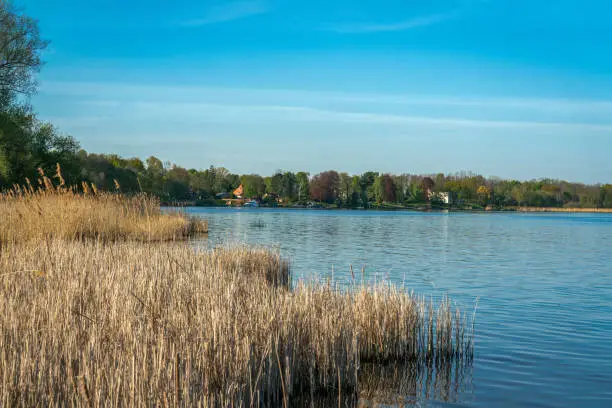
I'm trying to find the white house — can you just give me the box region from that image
[429,191,451,204]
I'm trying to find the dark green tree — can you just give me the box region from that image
[0,0,49,100]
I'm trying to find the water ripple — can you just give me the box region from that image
[187,208,612,408]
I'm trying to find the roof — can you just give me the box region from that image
[233,184,244,197]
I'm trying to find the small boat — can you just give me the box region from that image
[243,200,259,208]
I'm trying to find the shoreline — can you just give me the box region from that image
[163,204,612,214]
[506,206,612,213]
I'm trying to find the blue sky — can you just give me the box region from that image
[20,0,612,183]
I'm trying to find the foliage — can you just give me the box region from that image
[0,0,49,98]
[373,174,397,204]
[295,171,309,202]
[309,170,340,204]
[241,173,266,198]
[0,105,80,186]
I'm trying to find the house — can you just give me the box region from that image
[233,184,244,198]
[429,191,451,204]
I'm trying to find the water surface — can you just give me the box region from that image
[185,207,612,407]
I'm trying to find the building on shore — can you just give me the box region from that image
[429,191,451,204]
[233,184,244,199]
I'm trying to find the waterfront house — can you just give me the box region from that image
[233,184,244,199]
[429,191,451,204]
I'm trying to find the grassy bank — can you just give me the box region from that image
[0,168,207,244]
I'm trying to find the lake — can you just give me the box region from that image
[184,207,612,407]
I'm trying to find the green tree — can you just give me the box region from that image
[267,171,283,195]
[350,176,361,207]
[359,171,378,208]
[213,167,231,193]
[393,174,411,203]
[188,169,211,199]
[601,185,612,208]
[0,105,80,186]
[296,172,310,202]
[241,174,266,198]
[373,174,396,204]
[0,0,49,100]
[144,156,165,194]
[165,165,191,199]
[339,172,353,206]
[280,171,296,201]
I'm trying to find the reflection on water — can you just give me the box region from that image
[185,208,612,407]
[294,359,473,407]
[359,359,473,406]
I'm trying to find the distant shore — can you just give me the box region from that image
[162,202,612,213]
[506,206,612,213]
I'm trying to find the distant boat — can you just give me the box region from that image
[243,200,259,208]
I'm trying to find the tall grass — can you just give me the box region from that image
[0,239,473,406]
[0,166,207,244]
[0,170,473,405]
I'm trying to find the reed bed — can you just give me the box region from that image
[0,166,207,244]
[0,239,474,406]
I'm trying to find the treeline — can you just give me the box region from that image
[1,103,610,208]
[1,1,611,209]
[3,142,612,209]
[74,163,612,209]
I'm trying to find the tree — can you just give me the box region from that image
[419,177,434,202]
[203,166,217,194]
[373,174,396,204]
[280,171,296,201]
[188,170,211,199]
[226,173,241,191]
[0,1,49,100]
[359,171,378,208]
[267,171,283,195]
[601,184,612,208]
[393,174,411,203]
[339,172,353,205]
[213,167,231,193]
[350,176,361,207]
[477,185,491,206]
[434,173,446,191]
[409,183,426,203]
[165,165,191,199]
[0,104,80,186]
[144,156,165,194]
[296,172,309,202]
[241,174,266,198]
[310,170,340,204]
[0,105,35,183]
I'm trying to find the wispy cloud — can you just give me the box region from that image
[179,1,267,27]
[76,100,612,133]
[324,12,456,34]
[40,81,612,116]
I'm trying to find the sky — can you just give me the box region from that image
[18,0,612,183]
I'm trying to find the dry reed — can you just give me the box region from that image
[0,166,207,244]
[0,170,473,406]
[0,239,473,406]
